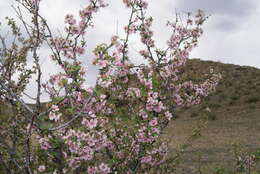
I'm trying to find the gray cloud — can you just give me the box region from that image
[174,0,259,31]
[175,0,257,16]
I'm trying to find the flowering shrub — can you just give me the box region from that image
[0,0,220,173]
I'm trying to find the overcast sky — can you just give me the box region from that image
[1,0,260,103]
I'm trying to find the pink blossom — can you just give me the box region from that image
[149,119,158,127]
[97,60,108,69]
[99,163,111,174]
[82,118,98,129]
[97,76,112,88]
[88,166,98,174]
[75,46,85,55]
[141,155,152,164]
[49,112,62,122]
[38,137,51,150]
[122,0,131,7]
[139,109,148,120]
[126,87,141,98]
[65,14,76,25]
[80,146,94,161]
[51,105,59,112]
[165,111,173,121]
[100,94,107,100]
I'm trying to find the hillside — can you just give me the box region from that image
[164,59,260,173]
[1,59,260,173]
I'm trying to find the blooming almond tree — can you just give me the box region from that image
[0,0,220,173]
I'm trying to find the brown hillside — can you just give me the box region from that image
[164,59,260,173]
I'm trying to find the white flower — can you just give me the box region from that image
[38,165,46,172]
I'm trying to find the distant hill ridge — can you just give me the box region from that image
[177,58,260,115]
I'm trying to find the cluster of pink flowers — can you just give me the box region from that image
[29,0,221,173]
[64,1,108,35]
[38,136,51,150]
[139,49,150,59]
[82,118,98,129]
[159,64,179,80]
[164,111,173,121]
[50,37,85,59]
[65,14,76,25]
[123,0,148,9]
[96,74,113,88]
[139,109,148,120]
[87,163,111,174]
[62,128,110,169]
[126,87,141,98]
[146,92,166,113]
[139,17,155,48]
[48,105,62,122]
[137,126,154,143]
[137,70,153,89]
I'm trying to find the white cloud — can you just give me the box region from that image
[191,3,260,67]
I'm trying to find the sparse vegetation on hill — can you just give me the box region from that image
[165,59,260,173]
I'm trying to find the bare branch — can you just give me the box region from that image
[0,77,35,115]
[48,112,83,131]
[0,35,7,65]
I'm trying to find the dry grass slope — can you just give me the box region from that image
[164,59,260,173]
